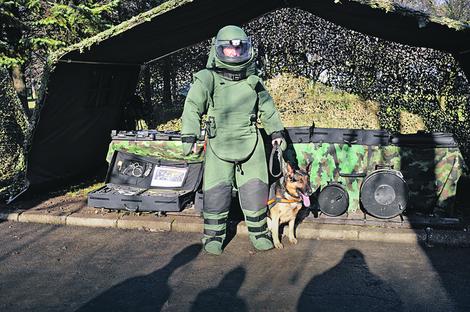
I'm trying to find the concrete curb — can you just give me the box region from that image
[18,212,67,225]
[0,210,469,246]
[296,223,359,241]
[0,211,21,222]
[66,214,118,228]
[171,216,203,233]
[117,215,173,232]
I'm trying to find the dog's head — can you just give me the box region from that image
[283,162,313,207]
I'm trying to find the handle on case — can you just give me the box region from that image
[343,139,358,146]
[124,203,139,212]
[339,172,367,178]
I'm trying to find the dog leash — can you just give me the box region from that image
[269,141,283,178]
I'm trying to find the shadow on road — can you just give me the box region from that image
[297,249,404,312]
[190,266,247,312]
[75,243,201,312]
[0,224,59,264]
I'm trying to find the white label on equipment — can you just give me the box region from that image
[150,166,188,188]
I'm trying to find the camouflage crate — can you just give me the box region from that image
[292,142,464,215]
[107,139,204,163]
[400,147,464,216]
[107,128,465,216]
[293,143,367,213]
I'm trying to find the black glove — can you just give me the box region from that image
[271,131,287,151]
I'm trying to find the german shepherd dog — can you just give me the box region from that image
[268,161,313,249]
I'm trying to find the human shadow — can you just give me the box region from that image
[297,249,404,312]
[190,266,247,312]
[75,243,201,312]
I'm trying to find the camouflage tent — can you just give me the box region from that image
[12,0,470,193]
[0,68,29,201]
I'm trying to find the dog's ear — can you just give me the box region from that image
[283,161,295,178]
[306,161,313,175]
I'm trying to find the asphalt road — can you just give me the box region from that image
[0,221,469,312]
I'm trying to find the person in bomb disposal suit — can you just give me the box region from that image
[181,25,286,255]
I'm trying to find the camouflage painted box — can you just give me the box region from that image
[106,130,204,163]
[104,128,465,217]
[284,127,465,216]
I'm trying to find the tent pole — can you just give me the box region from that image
[459,49,470,55]
[144,45,199,65]
[58,59,140,66]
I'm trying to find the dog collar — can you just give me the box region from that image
[267,196,302,205]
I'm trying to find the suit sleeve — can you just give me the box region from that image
[181,77,209,140]
[257,81,284,136]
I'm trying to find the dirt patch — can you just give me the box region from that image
[0,193,86,214]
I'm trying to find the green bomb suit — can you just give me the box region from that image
[181,26,284,255]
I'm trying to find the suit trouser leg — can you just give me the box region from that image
[236,139,273,251]
[202,144,234,255]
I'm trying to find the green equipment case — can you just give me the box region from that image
[87,130,204,212]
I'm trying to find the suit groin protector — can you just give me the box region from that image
[181,25,285,254]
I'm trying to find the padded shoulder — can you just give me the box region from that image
[246,74,261,90]
[193,69,215,94]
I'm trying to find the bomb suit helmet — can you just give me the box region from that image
[215,25,253,65]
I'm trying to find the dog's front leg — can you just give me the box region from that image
[288,218,297,244]
[271,215,283,249]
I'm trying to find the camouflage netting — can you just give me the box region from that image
[0,68,30,201]
[3,0,470,201]
[133,7,470,165]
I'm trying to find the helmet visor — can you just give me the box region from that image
[215,38,252,64]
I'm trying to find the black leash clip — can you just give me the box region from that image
[205,116,216,138]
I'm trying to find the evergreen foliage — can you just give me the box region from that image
[1,0,119,69]
[0,67,29,200]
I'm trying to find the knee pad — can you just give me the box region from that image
[238,179,268,211]
[203,182,232,214]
